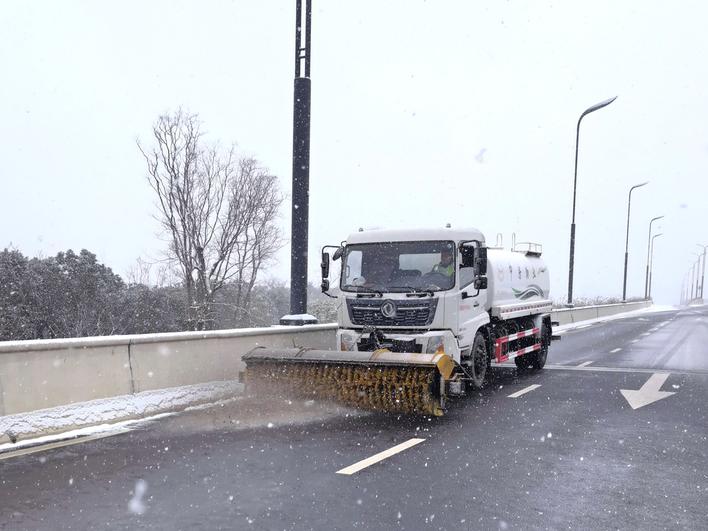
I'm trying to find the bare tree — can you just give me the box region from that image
[138,110,284,329]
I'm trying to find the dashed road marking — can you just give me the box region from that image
[631,339,639,343]
[577,361,593,367]
[336,438,426,475]
[508,384,542,398]
[642,332,651,336]
[610,347,622,353]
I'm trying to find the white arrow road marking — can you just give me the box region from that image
[577,361,593,367]
[620,373,676,410]
[508,384,541,398]
[336,438,425,475]
[610,347,622,353]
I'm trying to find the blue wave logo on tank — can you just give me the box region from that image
[512,284,545,300]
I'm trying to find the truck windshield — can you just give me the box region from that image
[341,240,456,292]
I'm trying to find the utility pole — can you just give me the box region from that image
[282,0,316,325]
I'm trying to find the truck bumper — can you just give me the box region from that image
[337,329,461,364]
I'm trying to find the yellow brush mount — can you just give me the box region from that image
[242,347,456,416]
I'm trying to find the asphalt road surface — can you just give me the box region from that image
[2,307,707,530]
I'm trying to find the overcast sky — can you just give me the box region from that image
[2,0,707,305]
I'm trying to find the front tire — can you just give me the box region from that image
[468,333,488,389]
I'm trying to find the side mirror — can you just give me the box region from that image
[321,279,330,292]
[332,246,344,261]
[474,276,488,290]
[460,245,475,268]
[321,252,330,282]
[475,247,488,276]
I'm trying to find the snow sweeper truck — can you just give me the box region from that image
[243,227,553,416]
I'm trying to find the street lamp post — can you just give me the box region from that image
[648,232,662,299]
[695,257,702,300]
[644,216,664,298]
[567,96,618,305]
[698,244,708,300]
[691,254,702,302]
[622,182,648,301]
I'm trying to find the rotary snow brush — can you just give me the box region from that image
[242,347,455,416]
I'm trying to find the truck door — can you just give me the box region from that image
[457,249,489,351]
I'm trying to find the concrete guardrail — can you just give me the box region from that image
[0,325,336,418]
[551,300,650,325]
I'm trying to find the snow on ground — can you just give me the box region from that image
[0,380,242,447]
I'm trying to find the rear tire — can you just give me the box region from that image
[468,333,488,389]
[514,355,531,370]
[531,322,550,370]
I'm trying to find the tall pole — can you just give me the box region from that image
[698,244,708,300]
[699,245,708,299]
[648,232,662,299]
[622,182,648,301]
[286,0,313,322]
[567,96,618,305]
[689,262,695,301]
[644,216,664,298]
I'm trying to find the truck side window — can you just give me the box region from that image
[460,264,476,288]
[344,250,363,285]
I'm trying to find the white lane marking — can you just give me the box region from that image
[641,332,651,336]
[649,328,659,332]
[610,347,622,353]
[631,339,639,343]
[0,429,130,461]
[336,438,426,475]
[508,384,542,398]
[577,361,593,367]
[620,373,676,410]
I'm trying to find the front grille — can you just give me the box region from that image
[347,298,438,327]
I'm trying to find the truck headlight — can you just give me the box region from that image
[340,333,356,351]
[426,335,445,354]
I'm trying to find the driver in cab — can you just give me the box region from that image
[431,248,455,278]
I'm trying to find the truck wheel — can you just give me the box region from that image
[531,323,550,370]
[468,333,488,389]
[514,354,531,371]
